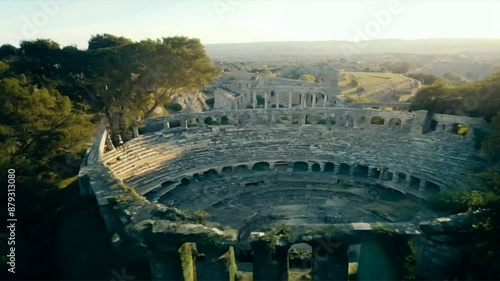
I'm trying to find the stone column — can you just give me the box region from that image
[166,121,170,129]
[349,165,356,176]
[333,165,341,175]
[311,242,349,281]
[312,94,317,108]
[405,175,412,187]
[379,169,388,181]
[105,133,115,151]
[419,179,426,191]
[319,162,326,172]
[300,94,305,109]
[323,95,328,107]
[275,92,280,109]
[199,119,206,129]
[253,92,257,109]
[251,240,289,281]
[288,92,293,108]
[264,92,268,109]
[184,120,189,129]
[392,172,399,183]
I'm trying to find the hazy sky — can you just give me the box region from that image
[1,0,500,48]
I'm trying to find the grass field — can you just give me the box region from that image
[339,70,418,103]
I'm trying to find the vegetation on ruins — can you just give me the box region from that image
[0,34,218,280]
[413,71,500,279]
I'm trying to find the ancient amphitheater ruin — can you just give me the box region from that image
[80,78,489,281]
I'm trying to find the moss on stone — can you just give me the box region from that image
[178,243,196,281]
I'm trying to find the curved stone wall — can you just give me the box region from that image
[80,108,488,281]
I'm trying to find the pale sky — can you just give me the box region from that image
[1,0,500,48]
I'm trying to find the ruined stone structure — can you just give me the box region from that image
[215,72,341,111]
[80,106,488,280]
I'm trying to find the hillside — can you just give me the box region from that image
[339,71,420,103]
[205,38,500,60]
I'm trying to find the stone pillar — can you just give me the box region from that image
[319,162,326,172]
[288,92,293,108]
[253,92,257,109]
[392,172,399,183]
[300,94,305,109]
[349,165,356,176]
[323,95,328,107]
[199,119,206,129]
[419,179,426,191]
[307,163,312,173]
[264,92,268,109]
[275,92,280,109]
[367,166,375,178]
[132,126,139,138]
[333,165,341,175]
[105,133,115,151]
[311,242,349,281]
[166,121,170,129]
[312,94,317,108]
[405,175,412,187]
[379,169,388,180]
[251,240,288,281]
[184,120,189,129]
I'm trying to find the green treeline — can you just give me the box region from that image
[411,71,500,279]
[0,34,218,280]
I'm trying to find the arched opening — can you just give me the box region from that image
[312,163,321,172]
[370,116,385,125]
[317,113,327,125]
[192,173,200,180]
[293,162,309,172]
[339,164,351,175]
[252,162,270,172]
[204,117,214,125]
[389,118,402,126]
[274,161,288,171]
[397,173,407,184]
[221,116,230,125]
[426,181,440,194]
[203,169,218,179]
[170,120,181,128]
[222,166,233,174]
[330,114,336,125]
[430,119,438,131]
[409,176,420,189]
[256,95,265,107]
[324,162,335,173]
[370,168,381,179]
[305,115,311,125]
[236,165,249,173]
[289,243,313,278]
[271,90,275,97]
[161,180,175,188]
[354,165,369,177]
[180,178,190,185]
